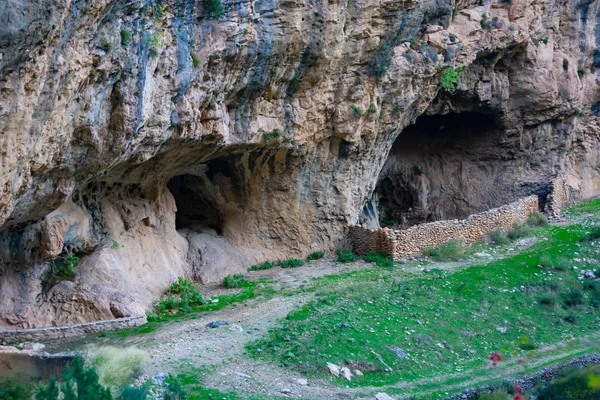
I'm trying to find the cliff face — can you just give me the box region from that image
[1,0,599,328]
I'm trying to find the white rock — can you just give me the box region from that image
[296,378,308,385]
[340,366,353,381]
[375,393,395,400]
[326,362,340,377]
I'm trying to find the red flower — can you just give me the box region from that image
[488,351,502,365]
[518,358,524,364]
[514,384,522,393]
[513,394,524,400]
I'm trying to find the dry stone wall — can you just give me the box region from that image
[0,315,146,343]
[349,196,539,260]
[546,175,573,218]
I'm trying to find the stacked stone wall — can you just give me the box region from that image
[546,175,572,218]
[349,196,539,260]
[0,315,146,343]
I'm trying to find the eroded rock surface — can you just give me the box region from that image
[1,0,599,328]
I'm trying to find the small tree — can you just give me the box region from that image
[205,0,224,19]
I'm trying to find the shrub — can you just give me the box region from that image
[488,229,509,246]
[336,249,357,263]
[563,58,569,71]
[451,7,457,21]
[89,346,147,394]
[539,254,569,271]
[306,251,325,261]
[561,289,584,308]
[507,223,532,241]
[204,0,224,19]
[222,273,248,288]
[368,103,377,114]
[249,261,276,271]
[100,38,112,52]
[363,251,394,268]
[480,13,490,30]
[581,225,600,241]
[154,278,205,316]
[448,32,457,42]
[164,375,188,400]
[538,294,557,306]
[578,67,585,78]
[50,253,81,276]
[351,105,363,117]
[37,356,113,400]
[423,239,467,261]
[535,365,600,399]
[440,67,462,94]
[263,128,283,144]
[120,385,149,400]
[279,258,304,268]
[120,29,131,47]
[526,211,548,227]
[369,43,392,80]
[1,379,34,400]
[191,53,201,68]
[149,47,159,59]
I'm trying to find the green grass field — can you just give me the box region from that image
[247,204,600,390]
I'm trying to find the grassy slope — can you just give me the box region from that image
[247,208,600,394]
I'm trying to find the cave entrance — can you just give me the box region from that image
[168,174,224,233]
[374,111,501,228]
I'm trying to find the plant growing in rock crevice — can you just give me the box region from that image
[205,0,224,19]
[263,128,283,144]
[440,66,463,94]
[351,105,363,118]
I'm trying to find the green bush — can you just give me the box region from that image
[164,375,188,400]
[538,294,557,306]
[279,258,304,268]
[1,379,34,400]
[368,103,377,114]
[526,211,548,227]
[154,278,205,316]
[263,128,283,144]
[249,261,276,271]
[561,289,584,308]
[204,0,224,19]
[306,251,325,261]
[120,385,149,400]
[440,67,462,94]
[582,225,600,241]
[37,356,113,400]
[507,223,532,241]
[50,253,81,276]
[89,346,147,395]
[336,249,357,263]
[100,38,112,52]
[488,229,509,246]
[222,273,248,288]
[480,13,490,30]
[423,239,467,261]
[535,365,600,399]
[351,105,362,118]
[149,47,159,59]
[191,53,201,68]
[363,251,394,268]
[120,29,131,47]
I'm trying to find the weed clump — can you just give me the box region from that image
[306,251,325,261]
[263,128,283,144]
[336,249,357,263]
[222,273,248,288]
[351,105,363,118]
[440,67,462,94]
[423,239,467,261]
[561,289,584,308]
[89,346,147,394]
[204,0,224,19]
[37,356,112,400]
[100,38,112,52]
[488,229,509,246]
[582,225,600,241]
[249,261,276,271]
[120,29,131,47]
[153,278,205,316]
[279,258,304,268]
[507,222,532,241]
[363,251,394,268]
[191,52,201,68]
[526,211,548,227]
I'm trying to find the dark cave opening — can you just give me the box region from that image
[167,174,224,233]
[374,111,502,227]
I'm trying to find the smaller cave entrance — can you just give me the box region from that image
[374,111,502,228]
[167,174,224,234]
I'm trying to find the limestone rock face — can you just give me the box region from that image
[1,0,599,328]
